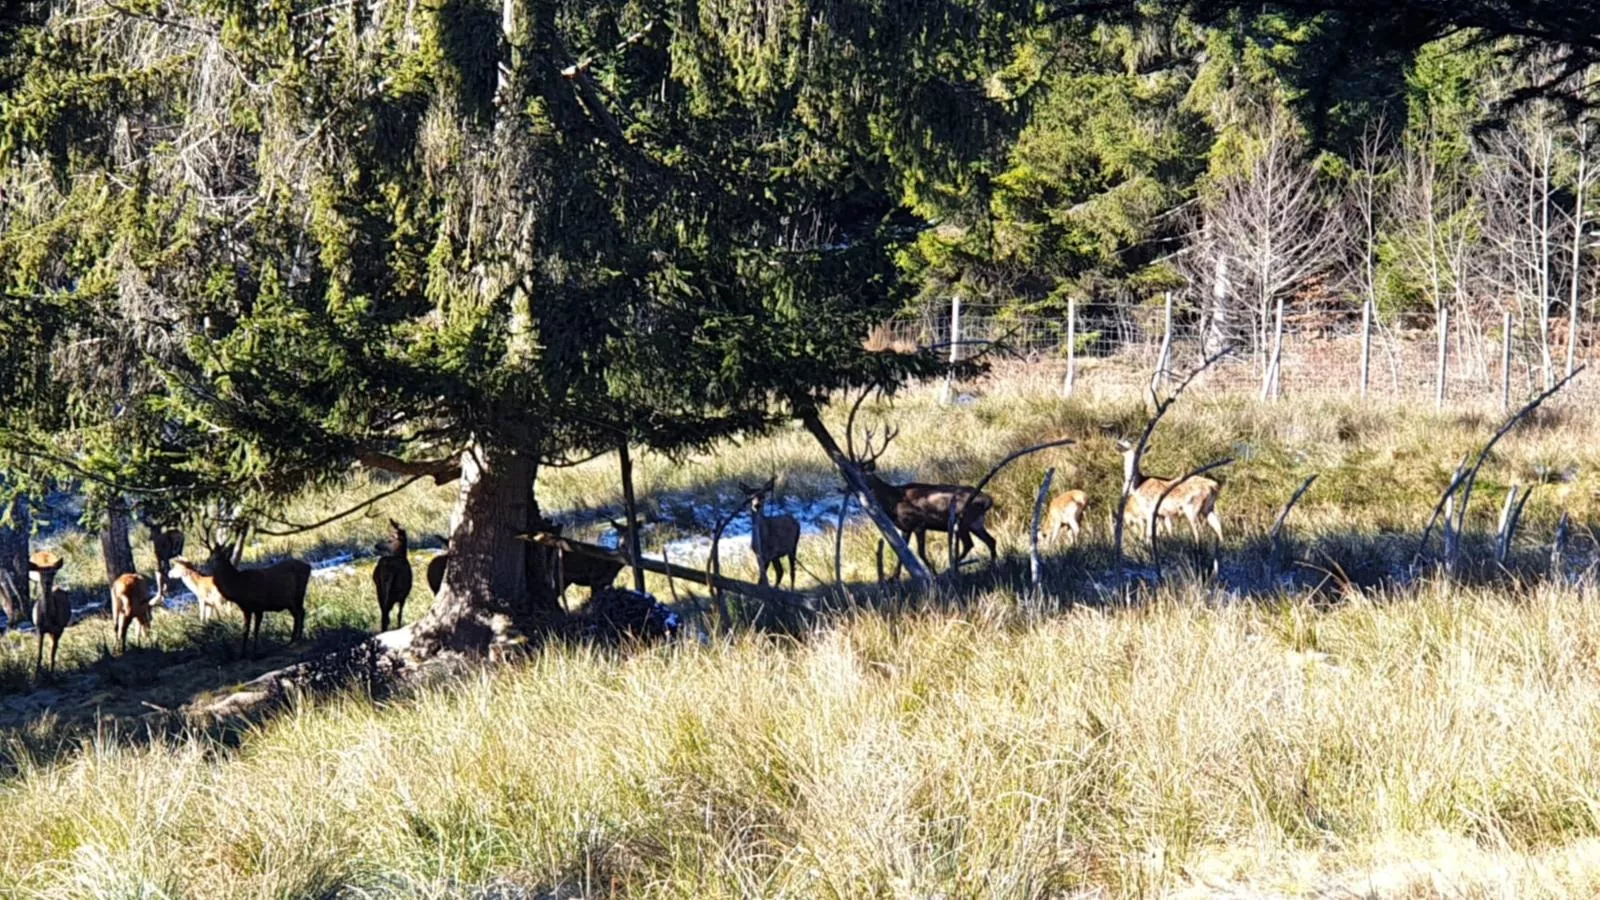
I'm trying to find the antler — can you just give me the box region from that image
[844,383,879,462]
[860,423,899,465]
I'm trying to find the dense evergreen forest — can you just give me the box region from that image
[0,1,1594,654]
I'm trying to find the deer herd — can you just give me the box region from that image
[2,419,1226,680]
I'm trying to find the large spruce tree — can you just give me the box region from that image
[0,0,1039,651]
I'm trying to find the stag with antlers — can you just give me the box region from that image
[845,401,997,579]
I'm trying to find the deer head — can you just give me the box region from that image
[739,477,777,515]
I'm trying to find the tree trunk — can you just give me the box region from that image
[0,496,28,625]
[409,441,557,656]
[100,497,137,583]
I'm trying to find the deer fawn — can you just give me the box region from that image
[110,573,155,653]
[740,478,801,588]
[1046,489,1089,546]
[1116,440,1223,544]
[208,544,311,657]
[167,557,229,621]
[372,519,413,631]
[847,421,997,578]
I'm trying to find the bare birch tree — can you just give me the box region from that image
[1195,116,1343,400]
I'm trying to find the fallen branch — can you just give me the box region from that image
[1268,473,1320,565]
[1415,365,1584,565]
[522,531,808,610]
[948,437,1078,577]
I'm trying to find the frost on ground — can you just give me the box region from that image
[596,492,864,570]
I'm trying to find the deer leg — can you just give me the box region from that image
[1186,512,1202,543]
[380,601,390,633]
[395,599,405,628]
[914,528,935,573]
[1207,510,1224,543]
[770,557,784,587]
[49,633,60,672]
[117,613,130,655]
[34,632,44,676]
[971,521,997,562]
[293,608,305,642]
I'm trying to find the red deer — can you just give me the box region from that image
[1046,489,1089,546]
[207,545,311,657]
[372,519,413,631]
[1117,440,1224,544]
[110,573,155,653]
[27,550,63,612]
[848,423,997,579]
[548,524,623,600]
[151,528,185,600]
[739,478,801,588]
[32,586,70,675]
[167,557,229,622]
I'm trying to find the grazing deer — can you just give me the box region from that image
[110,573,155,654]
[151,527,185,600]
[1046,489,1089,546]
[847,423,997,578]
[426,543,448,596]
[372,519,414,631]
[1116,440,1224,544]
[547,524,623,600]
[739,478,801,589]
[32,586,71,675]
[207,545,311,657]
[167,557,229,622]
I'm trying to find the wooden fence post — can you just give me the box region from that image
[1501,311,1513,413]
[1153,292,1174,394]
[1435,306,1449,411]
[1359,298,1373,400]
[1062,296,1077,398]
[940,295,961,406]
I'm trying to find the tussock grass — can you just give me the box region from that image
[4,371,1600,896]
[5,581,1600,896]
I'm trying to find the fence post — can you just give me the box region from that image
[1435,306,1449,411]
[1062,296,1077,398]
[940,295,961,406]
[1359,298,1373,400]
[1501,311,1512,413]
[1154,291,1174,394]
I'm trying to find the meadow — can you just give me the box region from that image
[0,358,1598,898]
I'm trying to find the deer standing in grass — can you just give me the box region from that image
[426,542,449,596]
[1046,489,1089,546]
[1117,440,1224,544]
[372,519,413,631]
[208,545,311,657]
[740,478,801,589]
[150,527,185,601]
[110,573,155,654]
[167,558,229,621]
[848,423,997,579]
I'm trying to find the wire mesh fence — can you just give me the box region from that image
[879,300,1600,408]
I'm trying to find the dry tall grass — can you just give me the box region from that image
[2,369,1599,897]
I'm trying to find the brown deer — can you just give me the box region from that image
[110,573,155,654]
[32,585,71,676]
[167,557,229,621]
[848,423,997,578]
[27,550,63,612]
[739,478,801,589]
[1045,489,1089,546]
[207,545,311,657]
[1116,440,1224,544]
[372,519,414,631]
[547,524,623,600]
[151,527,185,600]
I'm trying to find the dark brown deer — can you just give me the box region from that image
[27,550,63,612]
[847,422,997,579]
[151,527,185,600]
[739,478,801,588]
[547,524,623,601]
[208,545,311,657]
[372,519,413,631]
